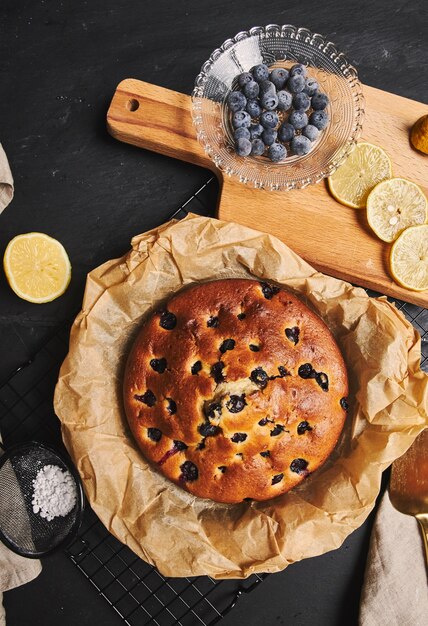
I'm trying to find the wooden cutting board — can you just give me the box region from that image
[106,79,428,307]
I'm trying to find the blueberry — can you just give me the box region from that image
[218,465,227,473]
[270,424,285,437]
[210,361,225,384]
[278,123,295,143]
[134,390,156,406]
[298,363,315,379]
[249,344,260,351]
[260,92,279,111]
[289,110,308,130]
[270,68,289,90]
[302,124,319,142]
[260,111,279,129]
[340,397,349,411]
[249,123,264,139]
[292,92,311,111]
[304,77,319,96]
[204,401,222,419]
[309,110,329,130]
[291,135,312,156]
[147,427,162,442]
[290,458,308,474]
[261,129,277,146]
[199,422,220,437]
[258,418,271,426]
[289,63,307,78]
[246,99,262,118]
[219,338,235,353]
[237,312,246,320]
[180,460,198,482]
[251,138,265,156]
[259,80,276,95]
[235,137,252,157]
[260,282,280,299]
[174,440,188,451]
[207,316,219,329]
[285,326,300,345]
[232,110,251,129]
[237,72,253,88]
[277,366,290,377]
[272,473,284,485]
[287,74,305,93]
[311,92,329,110]
[227,90,247,112]
[243,80,260,100]
[234,127,250,141]
[231,432,247,443]
[250,367,269,389]
[260,450,270,457]
[268,143,286,162]
[166,398,177,414]
[276,90,293,111]
[315,372,329,391]
[159,310,176,330]
[252,63,269,83]
[226,394,247,413]
[150,357,167,373]
[297,421,312,435]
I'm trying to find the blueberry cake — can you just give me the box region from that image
[123,279,348,503]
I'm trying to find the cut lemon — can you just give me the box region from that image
[367,178,427,242]
[390,225,428,291]
[4,232,71,303]
[327,142,392,208]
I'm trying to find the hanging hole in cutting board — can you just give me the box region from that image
[126,98,139,112]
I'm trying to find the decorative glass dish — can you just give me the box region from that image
[192,24,364,191]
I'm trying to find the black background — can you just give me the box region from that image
[1,1,427,624]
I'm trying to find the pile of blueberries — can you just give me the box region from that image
[227,63,329,162]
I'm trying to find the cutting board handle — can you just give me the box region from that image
[106,78,216,172]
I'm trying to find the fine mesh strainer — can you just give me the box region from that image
[0,441,84,558]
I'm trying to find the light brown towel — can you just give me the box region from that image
[359,490,428,626]
[0,144,13,213]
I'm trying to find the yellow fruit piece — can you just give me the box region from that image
[410,114,428,155]
[327,142,392,208]
[390,225,428,291]
[4,232,71,304]
[367,178,427,243]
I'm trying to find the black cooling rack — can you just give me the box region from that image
[0,175,427,626]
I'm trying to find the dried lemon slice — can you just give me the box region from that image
[367,178,427,242]
[410,114,428,155]
[327,142,392,208]
[390,225,428,291]
[4,232,71,303]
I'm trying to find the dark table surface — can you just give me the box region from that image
[1,1,427,625]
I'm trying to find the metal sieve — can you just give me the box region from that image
[0,441,84,558]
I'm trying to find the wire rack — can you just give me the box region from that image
[0,175,427,626]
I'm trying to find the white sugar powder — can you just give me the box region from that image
[32,464,77,521]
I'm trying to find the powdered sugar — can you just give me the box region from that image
[31,464,77,521]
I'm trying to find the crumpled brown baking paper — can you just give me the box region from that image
[54,213,428,579]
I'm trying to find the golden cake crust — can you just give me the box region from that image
[123,279,348,503]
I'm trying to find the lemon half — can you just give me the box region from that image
[367,178,427,243]
[328,142,392,208]
[4,232,71,303]
[390,225,428,291]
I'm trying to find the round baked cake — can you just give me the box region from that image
[123,279,348,503]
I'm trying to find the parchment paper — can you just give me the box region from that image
[54,213,428,578]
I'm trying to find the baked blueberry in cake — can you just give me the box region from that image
[123,279,348,503]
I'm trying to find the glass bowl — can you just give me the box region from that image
[192,24,364,191]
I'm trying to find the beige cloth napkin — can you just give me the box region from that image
[359,490,428,626]
[0,144,13,213]
[0,437,41,625]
